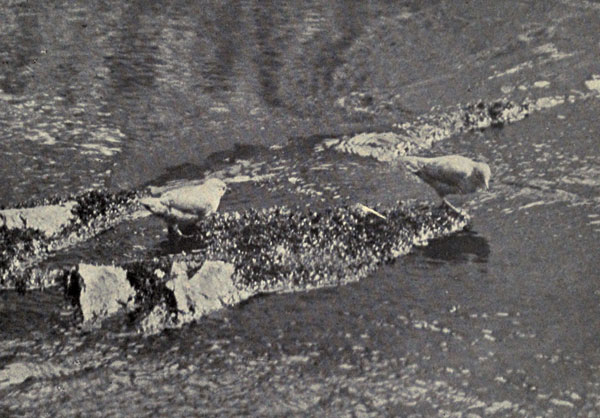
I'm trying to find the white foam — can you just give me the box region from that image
[533,80,550,88]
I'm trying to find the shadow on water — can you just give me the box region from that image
[154,233,209,256]
[417,230,490,264]
[136,143,269,189]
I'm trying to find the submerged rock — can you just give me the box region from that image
[326,99,530,161]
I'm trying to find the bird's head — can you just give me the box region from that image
[205,178,228,196]
[475,162,491,191]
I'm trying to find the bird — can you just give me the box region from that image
[140,177,227,237]
[398,154,491,212]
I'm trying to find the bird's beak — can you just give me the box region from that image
[485,180,490,191]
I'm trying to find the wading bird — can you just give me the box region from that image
[140,178,227,237]
[399,154,491,212]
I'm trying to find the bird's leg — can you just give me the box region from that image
[441,198,462,214]
[167,224,181,238]
[168,224,193,239]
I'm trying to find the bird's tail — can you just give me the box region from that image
[139,197,166,215]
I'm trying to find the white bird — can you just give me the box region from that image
[399,154,491,212]
[140,178,227,236]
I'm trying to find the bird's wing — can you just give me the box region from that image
[161,186,216,214]
[140,197,169,216]
[402,156,471,185]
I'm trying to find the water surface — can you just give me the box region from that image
[1,0,600,416]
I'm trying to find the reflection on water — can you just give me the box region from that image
[0,0,391,204]
[418,231,490,263]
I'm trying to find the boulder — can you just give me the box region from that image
[78,264,136,324]
[166,260,245,319]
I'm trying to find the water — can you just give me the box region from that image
[2,0,600,416]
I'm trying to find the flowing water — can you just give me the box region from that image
[1,0,600,416]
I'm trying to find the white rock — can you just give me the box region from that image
[166,260,242,319]
[78,264,135,324]
[584,77,600,93]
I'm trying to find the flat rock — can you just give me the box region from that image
[332,132,416,161]
[0,202,76,238]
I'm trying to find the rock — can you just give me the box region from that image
[78,264,136,324]
[0,189,138,291]
[0,362,36,389]
[139,302,176,335]
[166,260,244,319]
[332,132,416,162]
[3,199,471,336]
[585,76,600,94]
[0,202,76,238]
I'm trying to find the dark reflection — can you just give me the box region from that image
[418,231,490,263]
[312,0,366,94]
[106,2,160,95]
[252,1,286,107]
[0,288,68,337]
[200,1,243,93]
[0,6,42,94]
